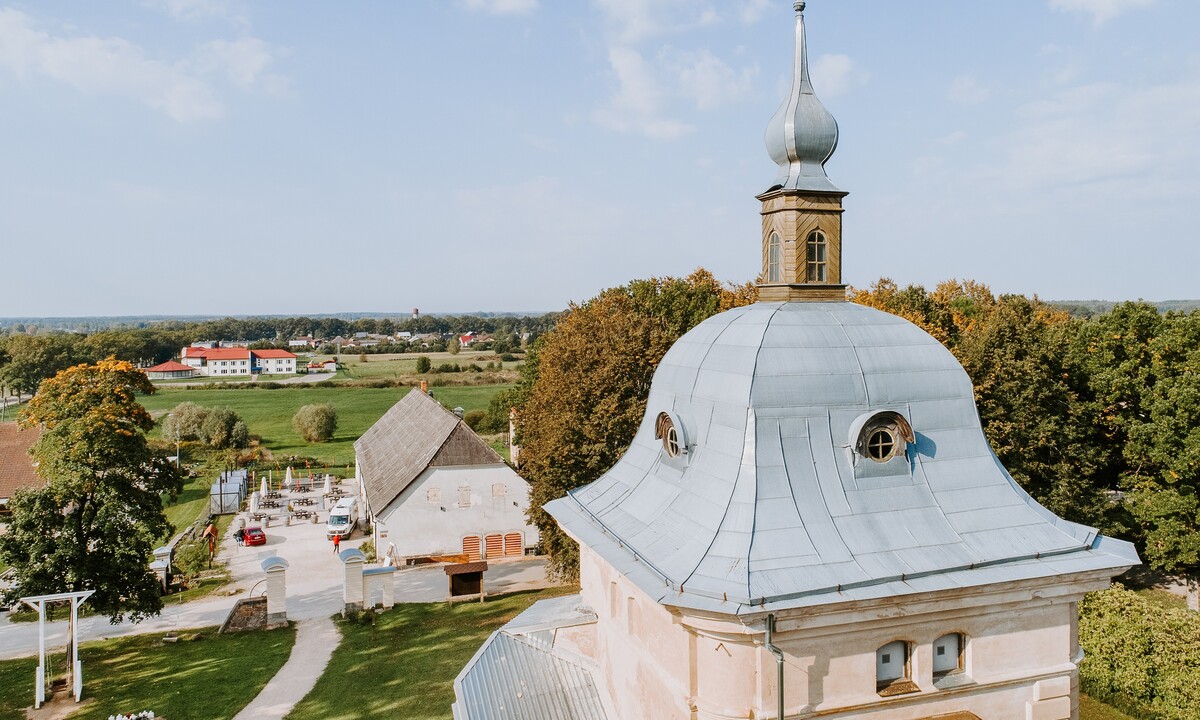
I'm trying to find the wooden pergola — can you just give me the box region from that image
[20,590,94,708]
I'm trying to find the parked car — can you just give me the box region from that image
[244,526,267,547]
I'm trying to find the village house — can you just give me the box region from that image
[142,360,197,380]
[288,336,318,348]
[451,5,1138,720]
[0,423,44,516]
[355,388,537,564]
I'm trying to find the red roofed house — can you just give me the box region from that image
[179,346,297,377]
[252,349,297,375]
[0,422,44,515]
[143,361,197,380]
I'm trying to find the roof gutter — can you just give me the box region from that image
[766,613,785,720]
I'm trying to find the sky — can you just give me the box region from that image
[1,0,1197,317]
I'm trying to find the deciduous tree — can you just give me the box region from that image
[293,403,338,442]
[0,360,183,622]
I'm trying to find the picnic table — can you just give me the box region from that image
[292,509,313,520]
[294,497,315,506]
[260,500,280,509]
[251,512,271,522]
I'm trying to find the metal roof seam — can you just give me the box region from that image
[830,308,871,406]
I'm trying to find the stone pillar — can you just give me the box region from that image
[341,548,365,613]
[260,556,289,627]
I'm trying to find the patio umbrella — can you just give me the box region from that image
[323,475,332,495]
[260,477,268,496]
[249,491,259,513]
[284,466,294,490]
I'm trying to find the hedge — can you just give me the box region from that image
[1079,584,1200,720]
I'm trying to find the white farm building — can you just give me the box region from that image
[355,389,538,563]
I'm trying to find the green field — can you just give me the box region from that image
[328,350,522,380]
[287,587,575,720]
[141,384,512,468]
[0,626,295,720]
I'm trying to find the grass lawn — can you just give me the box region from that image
[1081,693,1139,720]
[329,350,523,379]
[0,625,295,720]
[287,586,576,720]
[141,384,512,468]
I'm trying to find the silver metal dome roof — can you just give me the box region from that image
[546,302,1138,615]
[764,2,841,194]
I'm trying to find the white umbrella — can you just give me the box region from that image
[284,466,294,490]
[260,477,268,496]
[323,475,332,495]
[249,491,259,513]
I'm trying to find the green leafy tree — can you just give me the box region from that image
[415,355,432,373]
[447,338,461,355]
[0,333,83,397]
[0,360,183,622]
[517,269,756,579]
[955,296,1114,528]
[293,403,338,442]
[161,401,209,441]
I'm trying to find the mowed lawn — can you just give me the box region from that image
[0,626,295,720]
[140,384,512,467]
[287,587,575,720]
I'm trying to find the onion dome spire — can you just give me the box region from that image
[764,1,840,193]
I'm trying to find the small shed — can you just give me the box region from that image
[209,470,248,515]
[445,561,488,601]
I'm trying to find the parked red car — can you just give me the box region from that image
[244,526,267,547]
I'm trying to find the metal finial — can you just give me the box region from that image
[794,1,805,12]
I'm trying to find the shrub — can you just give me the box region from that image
[463,410,485,430]
[293,403,338,442]
[499,353,516,362]
[415,356,431,373]
[202,407,244,449]
[161,402,208,441]
[173,541,210,580]
[359,540,377,563]
[1079,584,1200,719]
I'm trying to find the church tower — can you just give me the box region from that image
[757,1,847,302]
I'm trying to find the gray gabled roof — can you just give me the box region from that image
[355,390,503,512]
[546,301,1139,616]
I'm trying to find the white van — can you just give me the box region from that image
[326,497,359,539]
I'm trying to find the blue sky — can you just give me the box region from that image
[1,0,1197,316]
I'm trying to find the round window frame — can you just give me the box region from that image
[655,411,687,459]
[865,427,897,462]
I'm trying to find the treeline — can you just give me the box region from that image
[0,313,559,397]
[497,271,1200,593]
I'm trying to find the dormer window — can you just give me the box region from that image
[655,412,686,458]
[805,230,826,283]
[850,410,915,465]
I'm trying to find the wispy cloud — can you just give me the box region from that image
[0,8,287,122]
[812,54,867,97]
[143,0,249,28]
[592,46,692,138]
[948,75,990,105]
[460,0,538,16]
[1048,0,1155,26]
[738,0,771,25]
[593,0,718,44]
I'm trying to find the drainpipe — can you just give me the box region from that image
[766,614,785,720]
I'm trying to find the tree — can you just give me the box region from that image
[0,360,183,623]
[293,403,338,442]
[447,338,461,355]
[161,402,247,449]
[415,355,431,373]
[516,269,756,579]
[0,333,82,397]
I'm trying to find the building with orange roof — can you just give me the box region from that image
[0,422,44,514]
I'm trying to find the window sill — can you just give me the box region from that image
[877,679,921,697]
[933,672,976,691]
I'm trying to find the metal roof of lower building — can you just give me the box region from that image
[453,627,608,720]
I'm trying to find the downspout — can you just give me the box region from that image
[766,614,785,720]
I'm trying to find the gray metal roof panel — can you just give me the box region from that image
[453,631,608,720]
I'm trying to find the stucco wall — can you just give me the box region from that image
[372,464,538,559]
[579,547,1097,720]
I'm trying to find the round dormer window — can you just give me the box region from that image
[850,410,914,465]
[655,412,684,458]
[866,428,897,462]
